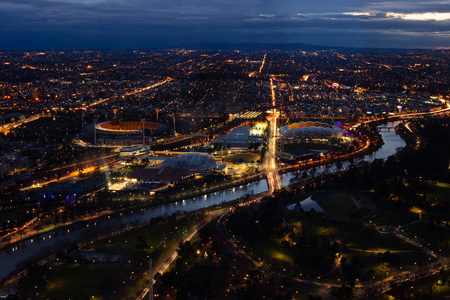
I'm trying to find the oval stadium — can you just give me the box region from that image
[85,120,168,145]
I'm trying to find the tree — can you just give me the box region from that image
[309,167,317,179]
[334,284,353,299]
[136,235,149,255]
[177,241,194,257]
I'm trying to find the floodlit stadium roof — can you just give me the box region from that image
[281,122,344,136]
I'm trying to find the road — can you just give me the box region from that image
[0,208,114,250]
[350,103,450,130]
[79,77,172,110]
[0,113,46,135]
[265,76,283,192]
[138,207,230,299]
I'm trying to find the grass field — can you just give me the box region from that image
[399,221,450,254]
[341,222,417,251]
[36,213,208,299]
[41,263,132,300]
[311,190,358,216]
[387,269,450,298]
[426,181,450,203]
[371,203,419,226]
[95,213,205,253]
[345,251,431,281]
[0,206,33,224]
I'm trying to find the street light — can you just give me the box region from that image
[173,113,176,137]
[141,118,146,145]
[93,118,97,145]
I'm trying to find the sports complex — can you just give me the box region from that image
[85,120,169,145]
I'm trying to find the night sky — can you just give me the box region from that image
[1,0,449,50]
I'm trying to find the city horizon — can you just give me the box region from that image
[1,0,450,50]
[2,41,450,52]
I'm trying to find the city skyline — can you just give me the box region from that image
[1,0,450,50]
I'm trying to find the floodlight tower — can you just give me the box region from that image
[155,109,160,123]
[173,113,176,137]
[141,118,146,145]
[81,110,85,135]
[93,118,97,145]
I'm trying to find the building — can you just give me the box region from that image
[209,126,264,150]
[128,167,197,183]
[161,153,217,171]
[0,83,10,100]
[119,145,151,158]
[128,153,218,183]
[31,87,46,101]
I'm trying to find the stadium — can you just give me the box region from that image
[280,122,344,138]
[85,120,168,145]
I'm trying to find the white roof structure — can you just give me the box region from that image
[161,153,217,170]
[287,196,325,213]
[120,145,150,153]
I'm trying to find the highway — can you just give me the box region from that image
[265,76,282,192]
[350,103,450,130]
[78,77,172,110]
[1,113,46,135]
[138,207,231,300]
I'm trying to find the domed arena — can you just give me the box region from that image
[85,120,167,145]
[95,120,161,134]
[280,122,344,137]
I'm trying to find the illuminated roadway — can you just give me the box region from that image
[259,54,267,73]
[1,113,46,135]
[77,77,172,110]
[265,76,283,193]
[350,103,450,131]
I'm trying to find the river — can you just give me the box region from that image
[0,121,406,280]
[280,121,406,186]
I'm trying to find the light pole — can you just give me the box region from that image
[155,109,160,123]
[93,118,97,145]
[173,113,176,137]
[141,118,146,145]
[81,110,85,135]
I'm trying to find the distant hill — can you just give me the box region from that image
[171,42,424,52]
[177,42,335,51]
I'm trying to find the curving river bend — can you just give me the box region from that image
[0,121,406,280]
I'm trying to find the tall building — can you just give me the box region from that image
[31,87,46,101]
[0,83,10,100]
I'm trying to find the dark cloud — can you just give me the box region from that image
[0,0,449,49]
